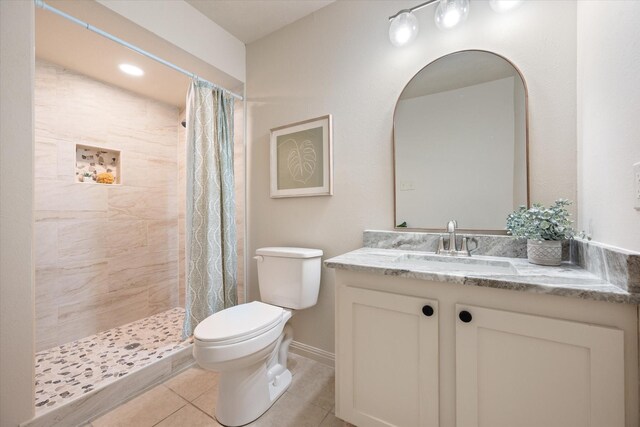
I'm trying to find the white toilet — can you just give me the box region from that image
[193,247,323,427]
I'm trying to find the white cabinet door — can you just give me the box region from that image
[456,304,625,427]
[338,287,439,427]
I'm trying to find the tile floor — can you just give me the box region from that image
[35,308,191,412]
[88,353,352,427]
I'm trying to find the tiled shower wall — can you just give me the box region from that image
[34,60,180,351]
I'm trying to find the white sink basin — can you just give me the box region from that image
[393,253,517,275]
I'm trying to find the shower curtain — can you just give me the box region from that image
[183,79,237,338]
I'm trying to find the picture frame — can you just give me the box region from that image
[270,114,333,198]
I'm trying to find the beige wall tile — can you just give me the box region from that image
[35,268,59,351]
[57,313,109,345]
[35,210,109,222]
[99,286,150,330]
[56,139,77,181]
[148,220,178,253]
[146,100,181,130]
[34,139,58,179]
[108,186,177,221]
[36,179,108,212]
[34,221,57,267]
[35,178,107,211]
[148,280,179,315]
[54,260,109,305]
[108,128,177,160]
[55,285,148,344]
[107,250,177,293]
[57,290,111,325]
[35,310,58,352]
[106,220,148,257]
[123,153,177,189]
[57,219,108,262]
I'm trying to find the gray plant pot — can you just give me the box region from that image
[527,239,562,266]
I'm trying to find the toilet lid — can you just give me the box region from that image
[193,301,284,344]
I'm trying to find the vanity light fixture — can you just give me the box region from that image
[489,0,523,13]
[118,63,144,77]
[389,10,419,47]
[389,0,521,47]
[434,0,470,30]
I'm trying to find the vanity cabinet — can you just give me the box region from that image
[456,304,624,427]
[334,270,637,427]
[337,287,439,427]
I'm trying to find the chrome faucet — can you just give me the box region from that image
[436,220,472,256]
[447,220,457,251]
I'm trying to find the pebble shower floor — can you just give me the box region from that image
[34,307,191,412]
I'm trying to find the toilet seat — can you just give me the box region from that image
[194,301,285,346]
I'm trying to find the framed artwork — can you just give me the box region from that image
[270,114,333,198]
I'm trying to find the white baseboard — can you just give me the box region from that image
[289,340,335,367]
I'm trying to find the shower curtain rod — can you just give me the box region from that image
[34,0,244,101]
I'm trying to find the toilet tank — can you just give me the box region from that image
[255,247,323,309]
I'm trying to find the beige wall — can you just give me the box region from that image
[577,1,640,252]
[0,1,36,425]
[34,60,180,350]
[246,0,578,354]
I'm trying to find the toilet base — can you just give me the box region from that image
[215,364,292,427]
[214,325,294,427]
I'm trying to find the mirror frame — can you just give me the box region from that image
[392,49,531,234]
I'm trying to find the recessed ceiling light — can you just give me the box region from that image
[118,63,144,77]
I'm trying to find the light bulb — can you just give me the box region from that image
[435,0,469,30]
[489,0,523,13]
[389,10,419,47]
[119,63,144,76]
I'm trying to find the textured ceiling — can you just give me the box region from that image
[186,0,336,44]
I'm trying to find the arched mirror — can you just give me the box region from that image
[394,50,529,232]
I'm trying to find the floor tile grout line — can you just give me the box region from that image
[189,402,219,423]
[316,408,332,427]
[167,379,218,404]
[149,398,190,427]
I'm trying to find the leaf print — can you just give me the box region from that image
[286,139,317,184]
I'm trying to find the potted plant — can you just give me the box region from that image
[506,199,575,266]
[81,172,94,183]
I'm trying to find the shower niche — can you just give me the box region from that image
[75,144,120,184]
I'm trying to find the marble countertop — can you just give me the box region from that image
[325,248,640,304]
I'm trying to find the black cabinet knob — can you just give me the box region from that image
[422,305,434,317]
[459,310,472,323]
